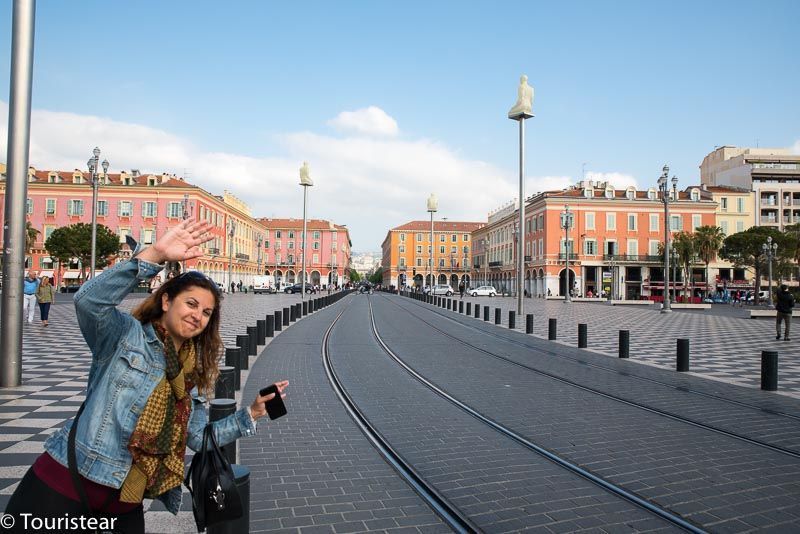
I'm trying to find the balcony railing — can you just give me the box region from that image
[488,261,502,267]
[207,247,220,255]
[235,253,250,261]
[524,255,532,262]
[602,254,662,263]
[557,253,579,261]
[760,217,779,224]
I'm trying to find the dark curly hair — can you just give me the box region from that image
[132,271,223,395]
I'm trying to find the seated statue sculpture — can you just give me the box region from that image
[508,74,534,118]
[299,161,313,186]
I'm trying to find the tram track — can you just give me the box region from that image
[321,304,480,533]
[356,296,704,533]
[384,293,800,458]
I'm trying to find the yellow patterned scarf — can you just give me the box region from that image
[120,323,196,503]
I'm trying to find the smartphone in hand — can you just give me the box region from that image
[259,384,287,420]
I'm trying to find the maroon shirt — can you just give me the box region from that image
[32,452,140,514]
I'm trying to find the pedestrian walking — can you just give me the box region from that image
[22,270,40,324]
[4,219,289,533]
[230,280,236,293]
[35,276,56,326]
[776,284,795,341]
[458,282,465,299]
[148,275,162,294]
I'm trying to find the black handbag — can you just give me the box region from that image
[184,423,243,532]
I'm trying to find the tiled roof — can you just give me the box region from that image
[255,217,348,231]
[391,220,485,232]
[703,185,752,193]
[29,168,191,188]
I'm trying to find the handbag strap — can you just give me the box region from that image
[68,402,116,516]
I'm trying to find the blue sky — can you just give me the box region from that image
[2,1,798,251]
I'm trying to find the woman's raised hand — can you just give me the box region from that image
[138,219,214,265]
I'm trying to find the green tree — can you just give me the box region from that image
[348,269,362,283]
[693,225,725,296]
[368,267,384,285]
[671,231,696,301]
[25,221,40,254]
[720,226,792,305]
[45,223,121,280]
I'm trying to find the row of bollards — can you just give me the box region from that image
[402,290,781,392]
[207,289,354,534]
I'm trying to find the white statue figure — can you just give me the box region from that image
[299,161,313,186]
[427,193,438,212]
[508,74,534,118]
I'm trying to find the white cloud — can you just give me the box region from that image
[792,140,800,154]
[327,106,399,137]
[0,102,515,250]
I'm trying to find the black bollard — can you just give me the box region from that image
[215,366,235,400]
[509,310,515,329]
[483,306,490,322]
[295,303,302,319]
[474,304,480,319]
[245,327,257,359]
[619,330,630,358]
[274,310,282,331]
[761,351,778,391]
[578,324,588,348]
[677,338,690,372]
[224,348,241,390]
[548,318,557,340]
[302,301,308,315]
[207,465,250,534]
[282,307,290,327]
[266,315,275,338]
[526,314,533,334]
[466,302,472,316]
[459,301,464,314]
[290,305,296,322]
[209,399,237,465]
[256,320,266,345]
[235,335,249,367]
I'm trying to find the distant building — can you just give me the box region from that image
[255,218,352,288]
[700,146,800,231]
[381,220,485,289]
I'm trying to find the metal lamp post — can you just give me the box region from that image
[762,236,778,307]
[257,234,263,276]
[483,238,488,287]
[658,165,678,313]
[427,194,438,292]
[299,162,314,300]
[87,148,109,280]
[560,205,574,303]
[227,219,236,292]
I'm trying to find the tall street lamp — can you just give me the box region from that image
[227,219,236,292]
[87,147,109,280]
[560,205,574,303]
[180,193,191,274]
[658,165,678,313]
[257,233,263,276]
[427,193,438,291]
[299,162,314,300]
[483,238,488,287]
[508,74,534,317]
[762,236,778,307]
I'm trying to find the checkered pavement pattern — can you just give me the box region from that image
[0,291,315,533]
[434,295,800,398]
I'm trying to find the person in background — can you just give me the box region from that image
[776,284,795,341]
[22,270,40,325]
[35,276,56,326]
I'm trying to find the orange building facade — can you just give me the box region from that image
[472,181,719,300]
[0,165,350,291]
[381,221,485,289]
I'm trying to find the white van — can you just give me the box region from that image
[253,275,276,294]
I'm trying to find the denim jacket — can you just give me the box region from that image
[44,255,256,514]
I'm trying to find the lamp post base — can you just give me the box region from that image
[661,307,673,313]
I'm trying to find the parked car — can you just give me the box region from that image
[425,284,454,296]
[284,283,313,294]
[470,285,497,297]
[746,290,770,303]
